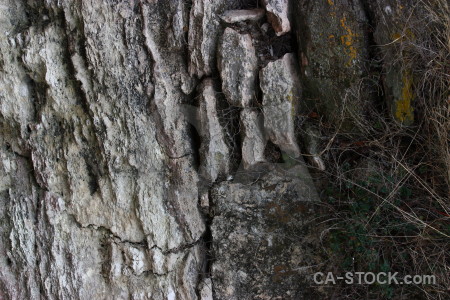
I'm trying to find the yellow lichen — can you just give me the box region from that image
[327,0,334,6]
[340,17,359,66]
[395,71,414,123]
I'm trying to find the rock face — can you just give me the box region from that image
[1,1,204,299]
[198,79,230,182]
[293,0,370,127]
[211,164,322,299]
[218,28,259,108]
[263,0,291,36]
[260,53,302,158]
[1,0,405,299]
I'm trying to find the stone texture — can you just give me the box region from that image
[240,109,267,169]
[0,1,204,299]
[211,164,322,299]
[220,9,265,23]
[198,79,230,182]
[218,28,258,108]
[263,0,291,36]
[260,53,301,157]
[188,0,233,78]
[293,0,370,127]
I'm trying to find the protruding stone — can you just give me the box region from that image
[218,28,258,108]
[260,53,301,157]
[198,79,230,182]
[220,9,265,23]
[189,0,232,78]
[211,165,322,299]
[263,0,291,36]
[240,109,267,169]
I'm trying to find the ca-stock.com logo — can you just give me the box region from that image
[313,272,437,285]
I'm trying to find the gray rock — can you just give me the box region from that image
[189,0,232,78]
[220,9,265,23]
[263,0,291,36]
[198,79,230,182]
[240,109,267,169]
[218,28,258,108]
[211,164,322,299]
[260,53,302,157]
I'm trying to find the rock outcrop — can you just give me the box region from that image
[1,0,390,299]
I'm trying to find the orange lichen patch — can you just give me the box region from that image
[327,0,334,6]
[340,17,359,66]
[329,34,335,39]
[395,71,414,123]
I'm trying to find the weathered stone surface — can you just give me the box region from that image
[367,1,418,124]
[189,0,233,78]
[218,28,258,108]
[220,9,265,23]
[211,164,322,299]
[293,0,370,126]
[240,109,267,169]
[0,1,204,299]
[198,79,230,182]
[260,53,301,157]
[263,0,291,36]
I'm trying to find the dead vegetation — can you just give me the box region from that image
[309,0,449,298]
